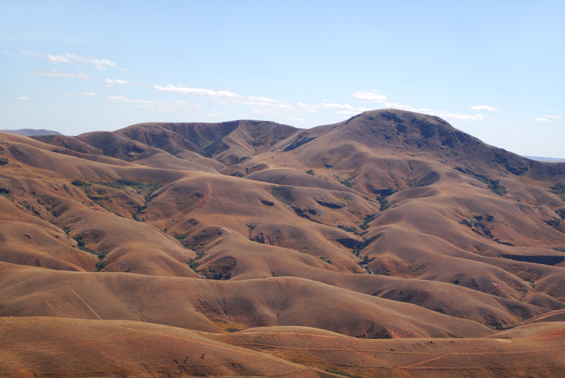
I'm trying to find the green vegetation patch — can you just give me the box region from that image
[333,175,352,188]
[376,195,391,211]
[373,188,396,212]
[549,184,565,202]
[455,167,507,196]
[319,257,333,265]
[94,178,163,199]
[0,187,12,200]
[72,178,164,218]
[459,215,493,239]
[323,368,362,378]
[359,213,378,231]
[545,218,561,229]
[71,180,101,204]
[284,136,316,151]
[72,236,107,271]
[352,238,375,257]
[338,225,358,234]
[488,180,507,196]
[186,244,206,271]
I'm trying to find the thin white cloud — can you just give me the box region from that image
[297,102,372,115]
[352,90,484,122]
[3,49,43,59]
[105,79,131,85]
[0,35,16,41]
[206,110,222,117]
[107,96,200,113]
[545,114,560,119]
[0,103,9,106]
[82,92,97,96]
[535,118,550,122]
[18,97,31,101]
[52,105,69,108]
[238,96,292,109]
[143,100,200,113]
[46,53,117,70]
[353,90,387,103]
[470,105,498,111]
[378,101,484,121]
[290,117,307,123]
[247,96,279,104]
[37,70,94,79]
[155,84,373,121]
[297,103,320,113]
[320,103,372,115]
[8,49,117,70]
[107,96,151,104]
[154,84,241,99]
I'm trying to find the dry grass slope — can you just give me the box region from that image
[1,109,565,376]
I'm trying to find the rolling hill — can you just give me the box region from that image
[1,109,564,377]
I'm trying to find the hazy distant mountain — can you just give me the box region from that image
[1,109,565,377]
[526,156,565,163]
[1,128,62,137]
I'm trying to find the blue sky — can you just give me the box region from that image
[1,1,563,157]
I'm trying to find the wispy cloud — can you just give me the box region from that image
[237,96,292,109]
[52,105,69,108]
[105,79,131,85]
[18,96,31,101]
[108,96,151,104]
[206,110,222,117]
[37,70,94,79]
[82,92,97,96]
[153,84,483,123]
[154,83,376,121]
[46,53,117,70]
[7,49,116,70]
[386,103,484,121]
[300,102,372,115]
[290,117,307,123]
[470,105,498,111]
[352,89,484,122]
[3,49,42,59]
[545,114,560,119]
[0,34,16,41]
[107,96,201,113]
[353,90,387,102]
[535,118,550,122]
[154,84,241,99]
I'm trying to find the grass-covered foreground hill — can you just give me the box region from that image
[1,109,565,377]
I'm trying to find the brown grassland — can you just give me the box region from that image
[1,109,564,377]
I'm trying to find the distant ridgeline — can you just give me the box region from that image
[525,156,565,163]
[1,129,62,137]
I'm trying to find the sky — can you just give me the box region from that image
[1,1,564,158]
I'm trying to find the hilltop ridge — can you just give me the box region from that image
[1,109,565,377]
